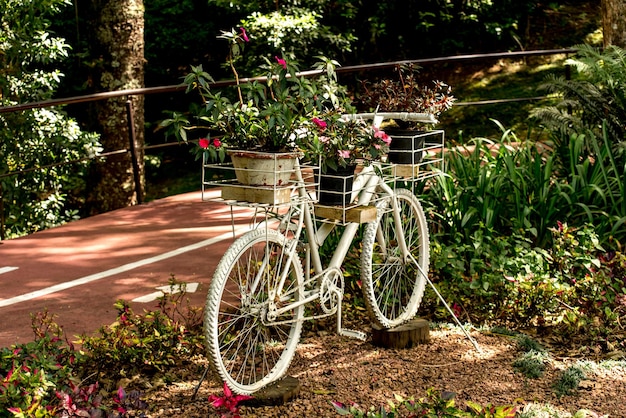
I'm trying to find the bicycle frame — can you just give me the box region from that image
[264,161,406,331]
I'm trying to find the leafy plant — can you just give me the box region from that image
[531,44,626,151]
[160,27,346,158]
[465,401,518,418]
[237,9,354,74]
[333,389,518,417]
[0,310,149,417]
[358,64,455,129]
[78,298,204,388]
[0,311,80,415]
[530,45,626,244]
[208,382,253,418]
[53,383,148,418]
[513,350,548,379]
[156,275,204,335]
[303,113,391,173]
[0,0,101,239]
[553,366,585,399]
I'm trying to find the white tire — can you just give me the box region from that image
[361,188,430,328]
[204,228,304,394]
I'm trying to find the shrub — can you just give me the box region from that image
[0,311,80,415]
[0,0,101,238]
[78,297,204,388]
[0,311,149,417]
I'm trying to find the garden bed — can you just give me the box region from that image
[142,326,626,417]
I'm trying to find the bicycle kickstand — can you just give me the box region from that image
[422,272,481,352]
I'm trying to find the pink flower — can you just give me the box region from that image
[331,401,347,411]
[198,138,210,149]
[209,382,253,414]
[239,27,249,42]
[319,135,330,143]
[373,127,392,144]
[275,56,287,69]
[338,150,351,158]
[312,117,327,130]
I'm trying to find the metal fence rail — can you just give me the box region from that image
[0,48,576,239]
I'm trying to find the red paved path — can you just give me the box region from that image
[0,190,252,347]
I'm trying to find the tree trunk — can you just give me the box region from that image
[602,0,626,48]
[85,0,145,215]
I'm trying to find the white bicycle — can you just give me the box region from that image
[202,113,456,395]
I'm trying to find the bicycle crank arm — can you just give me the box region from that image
[336,298,367,341]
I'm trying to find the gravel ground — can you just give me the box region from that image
[139,326,626,417]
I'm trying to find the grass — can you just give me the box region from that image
[437,55,570,142]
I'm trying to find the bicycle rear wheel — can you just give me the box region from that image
[204,228,304,395]
[361,188,430,328]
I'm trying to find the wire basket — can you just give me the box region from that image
[202,151,316,207]
[384,130,445,182]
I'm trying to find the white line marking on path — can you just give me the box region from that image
[132,282,199,303]
[0,267,18,275]
[0,231,238,308]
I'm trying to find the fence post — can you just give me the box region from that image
[125,99,144,204]
[0,183,5,241]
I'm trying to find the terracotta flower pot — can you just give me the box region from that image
[228,150,300,186]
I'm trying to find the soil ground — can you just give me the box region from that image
[143,327,626,417]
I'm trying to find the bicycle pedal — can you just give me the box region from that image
[338,328,367,341]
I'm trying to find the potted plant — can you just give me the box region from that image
[160,27,344,187]
[302,111,392,206]
[358,63,454,164]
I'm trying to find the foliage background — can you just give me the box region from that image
[0,0,101,238]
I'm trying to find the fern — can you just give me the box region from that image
[533,46,626,150]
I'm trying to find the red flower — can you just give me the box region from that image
[275,56,287,69]
[198,138,210,149]
[212,138,222,148]
[312,117,327,131]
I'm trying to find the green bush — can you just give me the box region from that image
[0,0,101,238]
[0,311,81,415]
[78,279,204,388]
[423,113,625,342]
[427,219,626,336]
[0,278,201,415]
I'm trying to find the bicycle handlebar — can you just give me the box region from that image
[341,112,438,125]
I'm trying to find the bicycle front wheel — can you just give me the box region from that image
[361,188,430,328]
[204,228,304,395]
